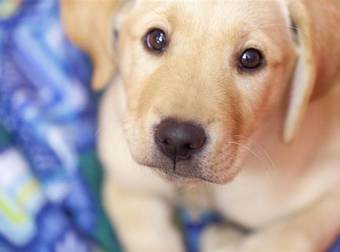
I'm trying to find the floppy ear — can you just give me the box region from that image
[283,0,340,143]
[61,0,119,90]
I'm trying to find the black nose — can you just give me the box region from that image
[155,119,206,161]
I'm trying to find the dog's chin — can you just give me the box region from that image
[152,168,204,186]
[134,158,240,185]
[152,165,240,185]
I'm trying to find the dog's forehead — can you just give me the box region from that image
[134,0,290,32]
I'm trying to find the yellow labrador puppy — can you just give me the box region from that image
[62,0,340,251]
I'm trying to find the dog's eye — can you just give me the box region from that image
[239,48,264,71]
[144,28,167,53]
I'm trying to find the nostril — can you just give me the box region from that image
[185,143,193,150]
[189,137,206,150]
[161,138,169,145]
[155,118,207,160]
[184,142,199,151]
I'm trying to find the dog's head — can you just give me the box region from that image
[62,0,340,184]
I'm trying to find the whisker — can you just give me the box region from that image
[226,140,276,183]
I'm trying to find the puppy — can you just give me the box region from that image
[62,0,340,251]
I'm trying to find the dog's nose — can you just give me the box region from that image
[155,119,206,160]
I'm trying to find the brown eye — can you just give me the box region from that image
[239,48,264,70]
[144,28,167,53]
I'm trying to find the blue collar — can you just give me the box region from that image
[178,208,222,252]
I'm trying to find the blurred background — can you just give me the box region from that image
[0,0,121,251]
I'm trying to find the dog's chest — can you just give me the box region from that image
[211,149,340,229]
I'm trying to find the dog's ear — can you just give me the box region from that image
[283,0,340,143]
[61,0,119,90]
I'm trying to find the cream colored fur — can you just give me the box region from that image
[62,1,340,251]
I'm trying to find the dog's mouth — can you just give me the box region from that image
[137,153,239,185]
[153,164,206,181]
[152,166,207,184]
[140,159,203,180]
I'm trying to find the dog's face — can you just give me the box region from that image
[63,0,340,184]
[112,0,296,183]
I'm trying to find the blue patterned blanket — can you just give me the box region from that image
[0,0,121,251]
